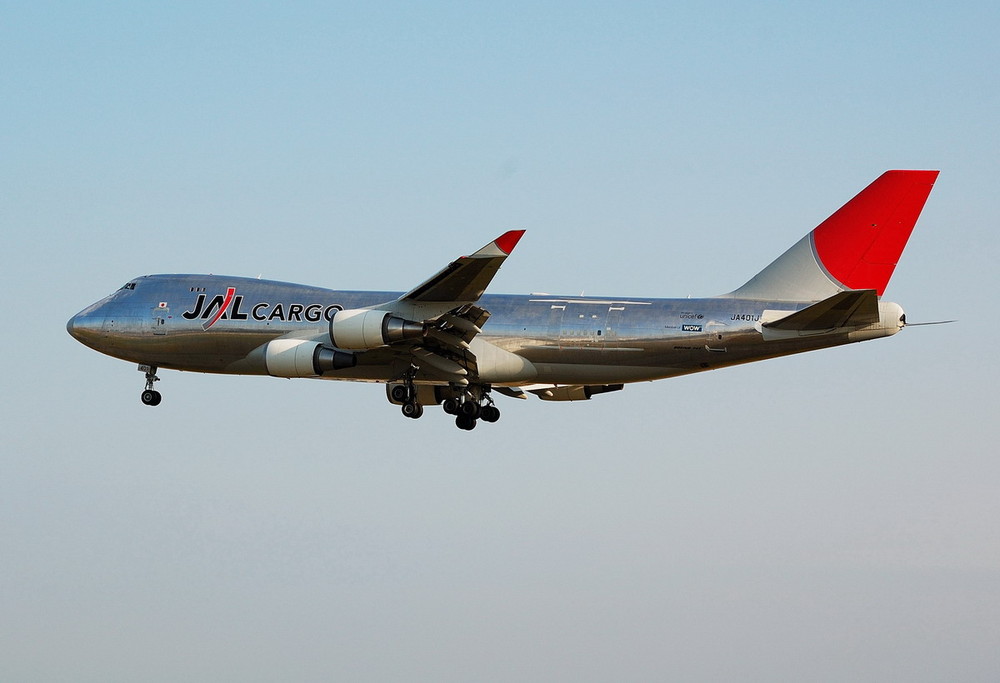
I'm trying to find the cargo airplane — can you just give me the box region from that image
[68,170,939,430]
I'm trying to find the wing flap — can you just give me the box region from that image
[529,384,625,402]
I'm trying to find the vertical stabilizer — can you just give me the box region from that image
[723,170,939,301]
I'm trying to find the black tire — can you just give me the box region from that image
[455,414,477,431]
[390,385,409,402]
[442,397,460,415]
[480,405,500,423]
[402,402,422,419]
[141,390,156,405]
[460,401,481,419]
[150,390,162,406]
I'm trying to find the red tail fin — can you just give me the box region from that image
[724,170,939,301]
[813,170,939,295]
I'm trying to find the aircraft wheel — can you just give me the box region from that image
[402,402,423,419]
[390,385,410,402]
[456,414,477,431]
[141,390,160,406]
[480,405,500,423]
[442,397,460,415]
[460,401,481,419]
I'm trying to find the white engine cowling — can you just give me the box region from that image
[329,309,424,350]
[264,339,356,377]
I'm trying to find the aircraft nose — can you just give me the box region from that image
[67,311,103,345]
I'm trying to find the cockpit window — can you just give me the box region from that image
[119,282,136,291]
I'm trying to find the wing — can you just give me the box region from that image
[401,230,525,303]
[350,231,526,386]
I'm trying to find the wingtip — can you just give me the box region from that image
[494,230,526,255]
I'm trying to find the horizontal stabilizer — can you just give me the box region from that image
[763,289,879,331]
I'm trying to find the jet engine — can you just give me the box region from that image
[329,309,424,350]
[264,339,356,378]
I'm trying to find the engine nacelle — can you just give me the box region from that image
[330,309,424,350]
[264,339,356,378]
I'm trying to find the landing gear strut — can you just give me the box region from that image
[395,369,424,419]
[139,364,162,406]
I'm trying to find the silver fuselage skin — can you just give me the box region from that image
[67,274,904,386]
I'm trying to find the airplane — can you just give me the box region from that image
[68,170,939,430]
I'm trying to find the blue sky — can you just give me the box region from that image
[3,2,999,680]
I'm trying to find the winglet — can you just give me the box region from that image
[471,230,525,258]
[494,230,525,255]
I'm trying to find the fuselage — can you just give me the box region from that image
[64,172,936,428]
[67,273,905,386]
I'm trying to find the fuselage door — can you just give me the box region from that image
[604,305,625,346]
[151,305,169,335]
[547,304,566,347]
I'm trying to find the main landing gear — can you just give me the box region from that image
[441,388,500,431]
[139,364,162,406]
[388,379,501,430]
[392,383,425,420]
[391,374,425,420]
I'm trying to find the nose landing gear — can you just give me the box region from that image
[139,364,162,406]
